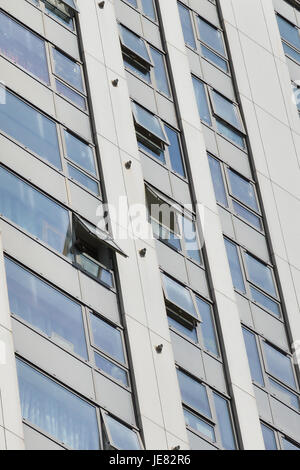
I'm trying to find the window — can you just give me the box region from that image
[162,274,198,319]
[42,0,76,30]
[192,77,211,125]
[196,297,219,356]
[224,239,246,293]
[261,423,300,450]
[211,90,243,131]
[197,17,228,72]
[208,155,228,207]
[64,130,97,176]
[213,392,236,450]
[150,46,170,96]
[242,328,264,386]
[0,90,61,168]
[244,254,277,298]
[184,408,216,442]
[277,15,300,63]
[17,359,100,449]
[178,3,196,49]
[263,342,296,389]
[261,423,277,450]
[124,0,156,21]
[0,11,49,83]
[177,370,211,417]
[0,166,70,254]
[5,257,87,359]
[119,24,151,65]
[103,413,142,450]
[132,102,169,148]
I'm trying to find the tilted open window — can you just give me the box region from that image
[132,101,169,152]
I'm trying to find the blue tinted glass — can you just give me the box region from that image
[282,41,300,62]
[177,370,211,417]
[123,55,151,82]
[0,90,61,168]
[17,360,99,449]
[76,253,113,287]
[242,328,264,386]
[245,254,276,297]
[212,91,242,130]
[105,415,141,450]
[184,409,216,441]
[126,0,138,6]
[201,45,228,72]
[163,274,198,319]
[0,167,70,254]
[263,343,296,389]
[141,0,156,21]
[178,3,196,49]
[90,313,125,363]
[5,258,87,359]
[138,138,166,163]
[232,201,262,230]
[277,15,300,50]
[0,11,49,83]
[213,393,236,450]
[133,102,165,140]
[94,353,128,387]
[119,25,150,62]
[192,77,212,125]
[208,155,228,207]
[282,438,300,450]
[68,164,99,195]
[53,49,83,92]
[269,378,299,410]
[64,131,96,175]
[224,239,246,293]
[165,125,185,177]
[216,119,245,148]
[196,297,219,356]
[250,286,281,317]
[44,1,74,30]
[228,170,258,211]
[150,47,170,96]
[56,80,86,110]
[168,315,198,342]
[197,18,225,55]
[261,424,277,450]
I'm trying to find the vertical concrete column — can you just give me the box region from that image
[78,0,189,449]
[0,233,25,450]
[158,0,265,450]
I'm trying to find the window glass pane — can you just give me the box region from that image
[123,55,151,82]
[150,47,170,96]
[64,131,96,175]
[197,17,225,55]
[192,77,212,125]
[282,41,300,62]
[261,424,277,450]
[138,138,165,162]
[75,253,113,287]
[250,286,281,317]
[165,125,185,177]
[90,313,125,364]
[133,102,165,140]
[277,15,300,50]
[212,91,242,130]
[162,274,198,319]
[55,79,86,110]
[0,90,61,168]
[53,49,83,92]
[94,353,128,387]
[68,164,99,195]
[216,119,245,148]
[17,360,99,450]
[105,415,141,450]
[184,409,215,441]
[44,0,74,30]
[263,343,296,389]
[141,0,156,21]
[168,314,198,342]
[126,0,138,7]
[224,239,246,293]
[228,170,258,211]
[244,254,276,297]
[196,297,219,356]
[0,11,49,83]
[208,155,228,207]
[119,25,150,62]
[269,378,299,410]
[0,166,70,254]
[5,258,87,359]
[178,3,196,49]
[232,201,262,230]
[183,216,201,263]
[242,328,264,386]
[177,370,211,417]
[282,438,300,451]
[201,45,228,72]
[213,393,236,450]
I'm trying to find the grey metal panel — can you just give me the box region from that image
[216,135,252,179]
[0,0,44,35]
[253,385,273,425]
[270,397,300,442]
[0,134,68,206]
[78,271,120,324]
[233,217,270,263]
[93,370,136,426]
[273,0,296,24]
[44,15,80,60]
[186,260,210,298]
[23,424,64,450]
[251,304,289,351]
[156,94,177,128]
[235,292,253,327]
[170,174,192,206]
[201,60,235,101]
[141,18,162,50]
[286,56,300,83]
[155,240,188,285]
[0,56,56,118]
[54,95,92,141]
[125,72,157,114]
[69,181,102,227]
[12,318,95,401]
[187,430,217,450]
[114,0,143,36]
[189,0,220,27]
[187,50,203,79]
[0,219,82,300]
[140,153,172,196]
[217,206,235,239]
[202,352,227,394]
[202,124,218,155]
[170,330,205,381]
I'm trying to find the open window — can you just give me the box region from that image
[102,412,143,450]
[119,24,152,79]
[42,0,78,29]
[132,101,169,152]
